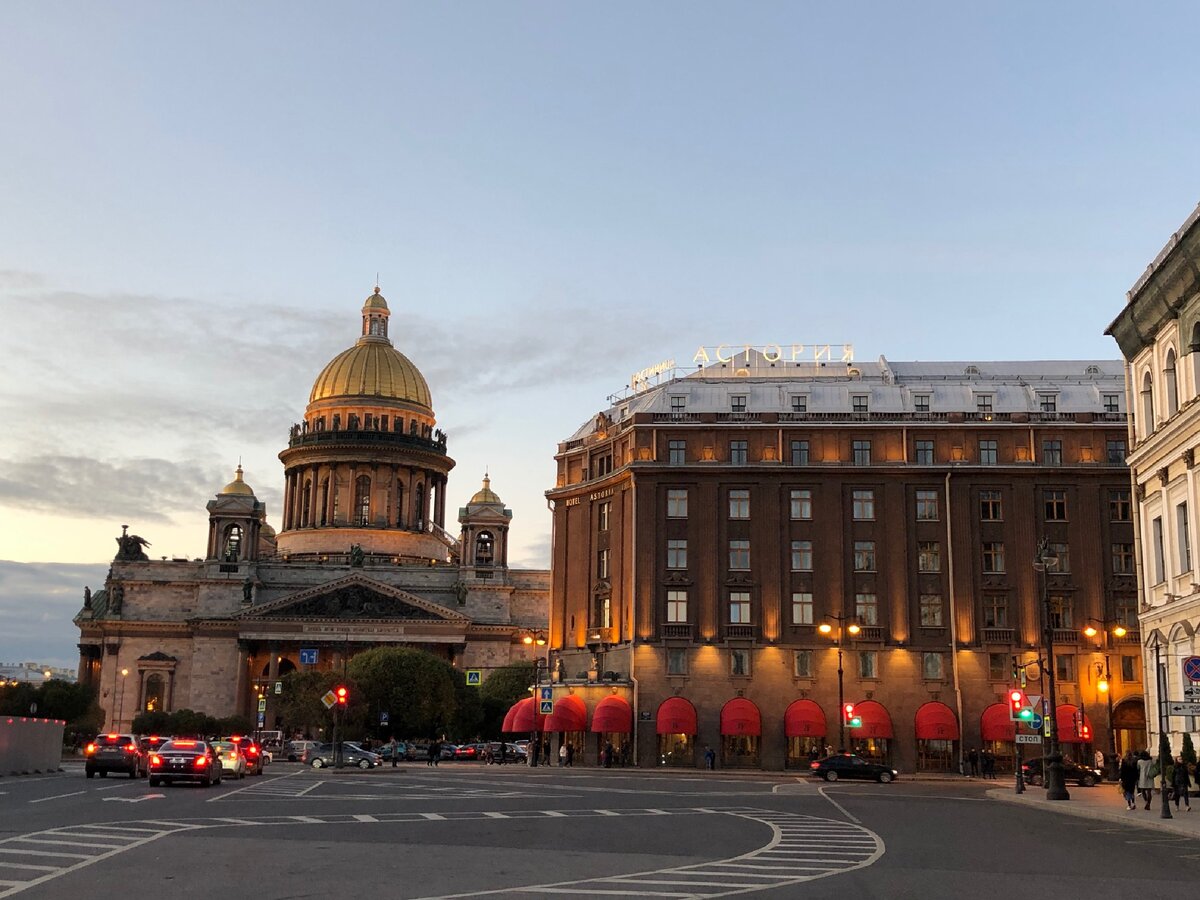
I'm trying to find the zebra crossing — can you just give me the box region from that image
[210,772,530,803]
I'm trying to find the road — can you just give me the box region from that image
[0,761,1195,898]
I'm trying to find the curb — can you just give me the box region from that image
[986,788,1200,839]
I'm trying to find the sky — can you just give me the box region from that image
[2,2,1198,669]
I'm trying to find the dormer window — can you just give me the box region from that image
[976,394,993,418]
[670,395,686,416]
[914,394,931,414]
[731,395,747,415]
[1038,393,1057,414]
[790,395,807,413]
[852,394,869,415]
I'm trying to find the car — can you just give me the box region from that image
[376,741,415,762]
[454,743,488,761]
[440,743,458,760]
[211,741,248,779]
[1021,756,1103,787]
[138,735,172,755]
[287,740,322,762]
[810,754,898,783]
[224,735,266,775]
[484,741,523,764]
[148,739,223,787]
[306,742,381,769]
[85,733,148,779]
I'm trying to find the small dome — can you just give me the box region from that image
[470,474,502,505]
[219,465,255,496]
[363,287,388,311]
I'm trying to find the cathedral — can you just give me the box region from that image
[75,288,549,732]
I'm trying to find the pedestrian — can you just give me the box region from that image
[531,739,541,767]
[499,741,508,765]
[388,736,399,768]
[809,745,821,764]
[1137,750,1155,809]
[620,742,631,767]
[1094,748,1105,772]
[559,743,567,767]
[1172,755,1192,812]
[1118,751,1139,810]
[981,748,994,779]
[704,745,716,770]
[565,742,574,767]
[967,747,979,777]
[604,740,614,768]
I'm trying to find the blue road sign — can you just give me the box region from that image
[1184,656,1200,682]
[540,687,553,701]
[380,712,389,726]
[257,712,265,728]
[300,648,318,665]
[539,700,554,715]
[1030,712,1044,731]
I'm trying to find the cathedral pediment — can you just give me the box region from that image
[238,574,470,624]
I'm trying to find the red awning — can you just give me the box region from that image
[592,695,632,733]
[502,697,543,733]
[980,703,1016,742]
[1055,705,1092,743]
[656,697,697,735]
[914,701,960,741]
[720,698,761,736]
[784,699,826,738]
[851,700,894,740]
[544,694,587,732]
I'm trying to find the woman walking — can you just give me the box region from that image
[1172,755,1192,811]
[1118,751,1139,810]
[1136,750,1155,810]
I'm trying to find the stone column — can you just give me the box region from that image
[234,643,249,718]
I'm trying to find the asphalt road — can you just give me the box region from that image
[0,761,1196,899]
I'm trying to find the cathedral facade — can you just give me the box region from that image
[75,289,549,732]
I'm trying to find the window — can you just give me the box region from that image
[984,594,1008,628]
[596,595,612,629]
[729,592,751,624]
[1048,542,1070,574]
[793,650,813,678]
[1106,440,1126,465]
[976,394,993,417]
[354,474,371,526]
[223,525,242,562]
[1043,489,1067,521]
[1153,516,1165,583]
[914,394,931,414]
[668,440,686,465]
[979,439,998,465]
[729,540,750,570]
[730,648,750,676]
[791,592,814,625]
[1038,393,1057,414]
[919,594,943,626]
[989,653,1009,681]
[791,395,808,414]
[852,440,872,465]
[1042,439,1062,466]
[1121,655,1139,682]
[855,592,878,625]
[670,395,686,416]
[598,501,610,531]
[666,590,688,623]
[730,395,747,415]
[916,489,939,521]
[667,489,688,518]
[791,440,809,465]
[1141,371,1155,434]
[791,540,813,572]
[667,648,687,675]
[597,549,610,579]
[1179,502,1192,572]
[1055,654,1075,682]
[922,653,944,680]
[982,542,1005,574]
[729,489,750,519]
[1115,596,1137,628]
[915,440,934,465]
[852,394,869,415]
[918,541,941,573]
[852,489,875,520]
[1048,595,1073,630]
[730,440,748,465]
[1109,489,1131,521]
[667,540,687,569]
[1112,543,1135,574]
[854,541,876,572]
[1103,394,1120,414]
[1166,348,1179,416]
[859,651,878,679]
[475,532,495,566]
[790,489,813,519]
[979,490,1003,520]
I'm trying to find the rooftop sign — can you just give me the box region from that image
[693,344,855,365]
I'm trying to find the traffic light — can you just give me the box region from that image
[1008,689,1032,721]
[843,703,862,728]
[336,686,348,706]
[1011,656,1019,681]
[1080,720,1091,742]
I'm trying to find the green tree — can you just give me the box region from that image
[37,680,96,724]
[0,682,39,716]
[276,670,356,740]
[1182,732,1197,768]
[131,710,172,735]
[478,661,535,737]
[347,647,458,740]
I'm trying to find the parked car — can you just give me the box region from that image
[376,741,415,762]
[224,735,266,775]
[810,754,898,783]
[211,741,247,779]
[1021,756,1103,787]
[85,733,148,779]
[307,742,382,769]
[138,735,172,755]
[454,743,487,761]
[148,739,223,787]
[287,740,321,762]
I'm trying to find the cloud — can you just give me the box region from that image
[0,560,107,669]
[0,270,46,290]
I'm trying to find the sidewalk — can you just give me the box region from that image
[988,780,1200,839]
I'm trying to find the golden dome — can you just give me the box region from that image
[363,287,388,310]
[309,341,432,409]
[219,465,255,496]
[470,474,502,505]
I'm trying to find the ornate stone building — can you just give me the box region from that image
[75,288,549,732]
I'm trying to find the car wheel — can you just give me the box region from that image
[879,771,893,784]
[311,758,325,768]
[824,770,838,782]
[240,769,246,779]
[358,759,370,770]
[99,770,107,778]
[129,767,137,778]
[149,777,160,787]
[1081,774,1096,787]
[201,775,211,787]
[86,769,95,779]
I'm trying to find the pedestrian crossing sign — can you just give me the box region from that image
[540,687,553,701]
[465,669,482,686]
[539,699,554,715]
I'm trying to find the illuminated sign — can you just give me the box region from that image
[631,358,676,392]
[693,344,854,365]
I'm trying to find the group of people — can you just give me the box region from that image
[599,740,631,767]
[1118,750,1194,811]
[966,747,998,778]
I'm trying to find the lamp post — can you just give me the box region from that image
[1151,633,1174,820]
[1083,617,1126,773]
[819,615,861,753]
[117,667,129,731]
[1033,537,1069,800]
[530,656,547,767]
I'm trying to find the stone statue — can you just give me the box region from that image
[453,580,468,605]
[554,656,565,681]
[83,586,92,609]
[109,584,124,615]
[349,544,365,567]
[114,526,151,561]
[242,579,254,604]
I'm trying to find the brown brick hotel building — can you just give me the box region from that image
[545,351,1143,773]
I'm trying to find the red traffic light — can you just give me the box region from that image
[1008,689,1027,716]
[336,686,348,705]
[843,703,855,721]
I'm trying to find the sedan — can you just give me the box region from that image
[148,739,223,787]
[211,741,247,779]
[307,742,381,769]
[810,754,898,783]
[224,735,266,775]
[85,733,147,779]
[1021,756,1103,787]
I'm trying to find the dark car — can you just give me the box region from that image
[225,735,265,775]
[377,741,414,762]
[307,742,381,769]
[1021,756,1102,787]
[85,733,147,779]
[148,739,223,787]
[138,735,172,755]
[810,754,898,783]
[454,743,487,761]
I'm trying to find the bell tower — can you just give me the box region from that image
[458,473,512,578]
[206,465,269,563]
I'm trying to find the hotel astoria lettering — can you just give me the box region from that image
[692,344,855,365]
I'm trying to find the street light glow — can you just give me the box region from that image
[818,623,832,634]
[847,623,861,635]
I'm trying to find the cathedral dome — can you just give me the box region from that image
[219,465,255,496]
[469,474,502,505]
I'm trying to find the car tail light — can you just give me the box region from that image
[194,755,209,768]
[107,733,118,739]
[810,762,820,769]
[150,754,162,767]
[85,743,97,755]
[125,743,137,753]
[246,747,258,756]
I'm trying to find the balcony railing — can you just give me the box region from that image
[725,625,755,640]
[982,628,1014,644]
[856,626,884,642]
[661,623,694,640]
[1051,628,1079,645]
[287,427,447,455]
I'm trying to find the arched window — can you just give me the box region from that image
[475,531,494,566]
[223,525,242,561]
[1166,348,1179,416]
[144,674,165,712]
[354,475,371,526]
[1141,371,1155,436]
[319,478,330,526]
[301,479,312,527]
[415,482,425,529]
[395,481,405,527]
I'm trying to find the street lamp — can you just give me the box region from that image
[819,615,861,753]
[1150,632,1174,820]
[1082,617,1127,774]
[1033,537,1069,801]
[118,668,129,731]
[530,656,548,767]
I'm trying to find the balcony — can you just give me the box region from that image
[287,427,448,456]
[856,626,884,642]
[1051,628,1080,645]
[982,628,1014,644]
[661,623,694,640]
[725,625,756,640]
[586,627,613,646]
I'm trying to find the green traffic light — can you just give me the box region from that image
[1018,708,1033,720]
[849,716,862,728]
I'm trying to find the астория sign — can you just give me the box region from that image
[693,344,855,365]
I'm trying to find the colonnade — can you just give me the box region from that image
[282,463,449,533]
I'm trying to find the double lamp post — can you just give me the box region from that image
[819,614,861,753]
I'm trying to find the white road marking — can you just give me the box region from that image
[27,792,84,804]
[816,786,861,824]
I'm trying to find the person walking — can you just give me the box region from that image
[426,740,437,767]
[1172,755,1192,812]
[1119,751,1139,810]
[704,745,716,770]
[967,748,979,777]
[1137,750,1155,810]
[565,741,574,767]
[559,743,567,766]
[603,740,614,768]
[389,736,399,768]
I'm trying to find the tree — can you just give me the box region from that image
[347,647,458,740]
[131,710,172,735]
[1182,732,1196,768]
[277,670,352,740]
[478,661,535,737]
[37,680,96,724]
